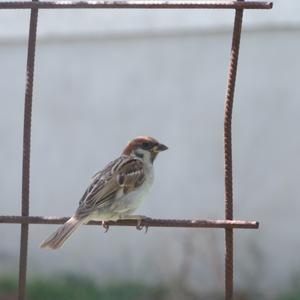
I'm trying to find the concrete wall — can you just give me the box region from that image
[0,0,299,297]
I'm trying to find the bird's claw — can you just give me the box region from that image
[144,225,149,234]
[102,221,109,233]
[136,219,149,234]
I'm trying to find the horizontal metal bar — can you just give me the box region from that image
[0,215,259,229]
[0,1,273,10]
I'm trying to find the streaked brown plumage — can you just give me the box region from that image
[40,136,168,249]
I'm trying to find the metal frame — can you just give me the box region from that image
[0,1,272,299]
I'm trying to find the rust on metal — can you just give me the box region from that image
[18,1,38,300]
[0,216,259,229]
[0,1,273,300]
[223,1,244,299]
[0,1,273,10]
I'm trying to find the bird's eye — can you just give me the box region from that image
[142,142,151,149]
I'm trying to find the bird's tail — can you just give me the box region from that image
[40,216,83,250]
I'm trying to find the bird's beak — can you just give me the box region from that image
[154,143,168,152]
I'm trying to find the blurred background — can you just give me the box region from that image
[0,0,300,299]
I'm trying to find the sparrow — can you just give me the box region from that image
[40,136,168,250]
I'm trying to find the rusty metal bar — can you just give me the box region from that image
[18,1,38,300]
[0,216,259,229]
[224,3,244,300]
[0,1,273,10]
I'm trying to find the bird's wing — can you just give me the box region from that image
[116,157,146,194]
[75,156,145,218]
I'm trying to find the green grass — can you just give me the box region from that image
[0,276,17,293]
[0,274,168,300]
[1,275,300,300]
[276,291,300,300]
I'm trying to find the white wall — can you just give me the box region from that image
[0,0,299,297]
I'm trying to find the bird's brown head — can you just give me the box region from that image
[123,136,168,163]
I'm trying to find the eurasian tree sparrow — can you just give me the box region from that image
[40,136,168,249]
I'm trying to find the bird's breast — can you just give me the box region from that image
[116,165,154,213]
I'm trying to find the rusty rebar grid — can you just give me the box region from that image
[0,1,273,10]
[0,2,273,300]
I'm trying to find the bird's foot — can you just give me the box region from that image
[102,220,109,233]
[135,217,150,233]
[119,215,151,233]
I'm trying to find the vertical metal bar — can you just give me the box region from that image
[18,2,38,300]
[224,4,244,300]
